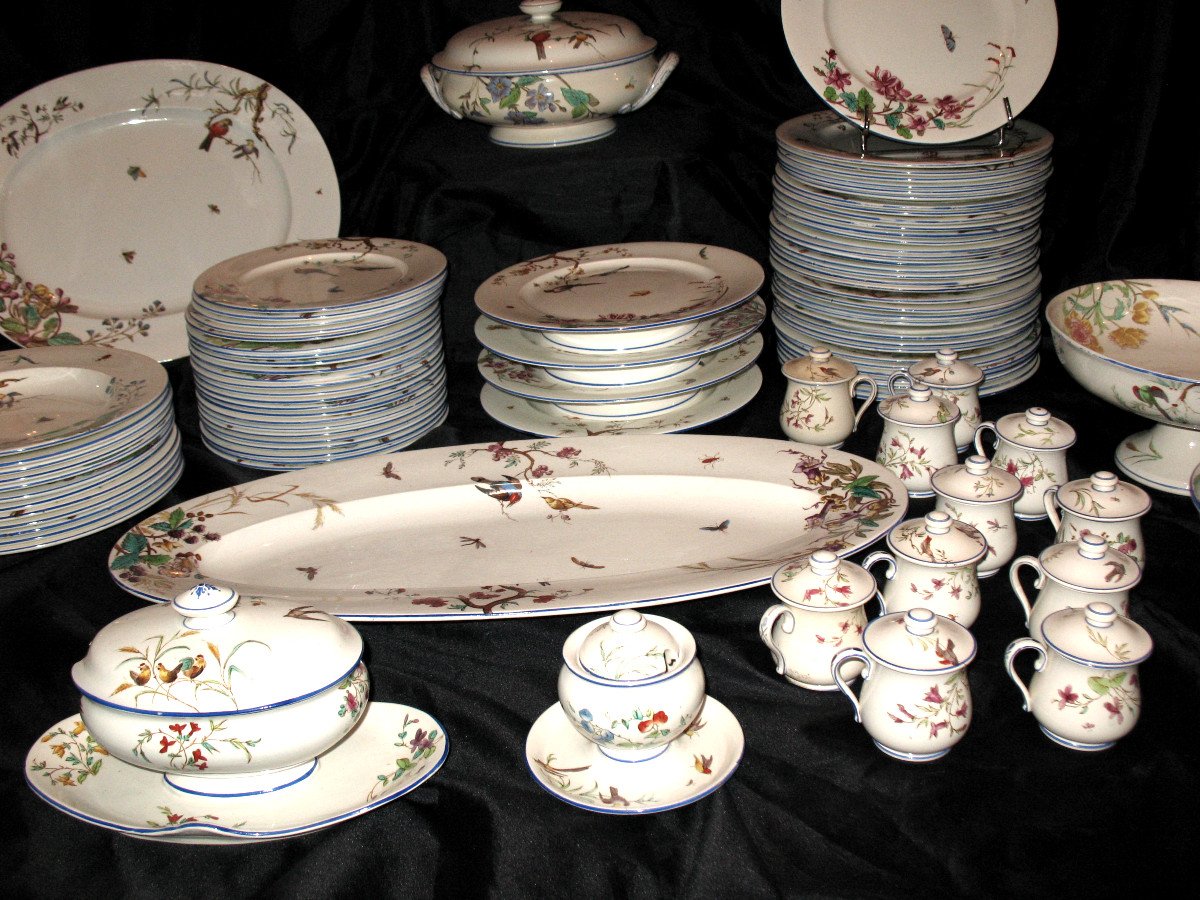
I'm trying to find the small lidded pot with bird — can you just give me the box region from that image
[557,608,705,763]
[760,550,877,690]
[1005,601,1152,751]
[832,607,976,762]
[779,346,877,448]
[931,454,1023,579]
[904,349,984,453]
[875,377,960,498]
[1043,471,1151,568]
[72,583,369,796]
[974,407,1076,520]
[1008,533,1141,640]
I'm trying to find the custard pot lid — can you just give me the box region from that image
[771,549,876,609]
[863,608,976,672]
[1039,534,1141,591]
[431,1,658,75]
[1039,601,1152,667]
[71,584,364,714]
[1055,471,1151,520]
[782,346,858,384]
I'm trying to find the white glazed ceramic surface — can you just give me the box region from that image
[1005,602,1152,751]
[422,1,677,147]
[526,695,742,813]
[875,382,960,497]
[0,59,340,362]
[832,608,975,762]
[109,434,907,620]
[72,584,366,794]
[558,610,705,761]
[1046,279,1200,495]
[1008,534,1141,639]
[974,407,1074,519]
[931,455,1022,578]
[26,701,446,843]
[1044,471,1149,567]
[782,0,1058,143]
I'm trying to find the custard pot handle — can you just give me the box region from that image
[1043,485,1062,531]
[832,647,871,723]
[1004,637,1047,713]
[850,374,878,430]
[973,421,997,458]
[758,604,794,676]
[861,550,895,612]
[1008,555,1043,627]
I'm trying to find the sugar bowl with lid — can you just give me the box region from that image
[863,511,988,628]
[557,607,705,762]
[875,378,961,498]
[1008,533,1141,640]
[832,608,976,762]
[931,454,1023,578]
[780,346,877,448]
[72,583,369,796]
[421,0,679,148]
[974,406,1076,520]
[1004,601,1152,751]
[759,550,876,690]
[1043,470,1150,567]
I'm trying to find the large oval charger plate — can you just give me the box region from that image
[782,0,1058,143]
[0,59,340,361]
[109,435,907,619]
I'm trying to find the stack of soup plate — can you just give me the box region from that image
[1,346,182,553]
[186,238,449,470]
[769,111,1051,395]
[472,242,766,435]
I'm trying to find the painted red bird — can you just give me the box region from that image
[529,30,551,59]
[199,117,232,151]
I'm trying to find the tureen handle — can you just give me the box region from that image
[1003,637,1047,713]
[758,604,794,676]
[419,64,463,119]
[624,51,680,113]
[832,647,871,723]
[1007,555,1044,627]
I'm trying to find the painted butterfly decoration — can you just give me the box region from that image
[941,24,956,52]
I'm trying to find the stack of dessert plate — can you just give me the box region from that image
[768,111,1050,395]
[186,238,449,470]
[473,242,766,435]
[0,346,182,553]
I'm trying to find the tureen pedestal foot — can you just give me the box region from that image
[164,758,319,797]
[489,119,615,148]
[1113,422,1200,495]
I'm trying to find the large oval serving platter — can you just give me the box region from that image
[0,59,340,362]
[109,435,907,620]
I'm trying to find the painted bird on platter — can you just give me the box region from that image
[472,476,523,514]
[199,117,233,151]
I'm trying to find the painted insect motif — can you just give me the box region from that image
[941,24,956,52]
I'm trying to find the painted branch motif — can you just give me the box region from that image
[1058,280,1198,354]
[1,95,85,159]
[367,712,443,801]
[131,719,262,772]
[886,673,969,741]
[28,720,108,787]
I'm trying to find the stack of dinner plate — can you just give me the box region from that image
[1,346,182,553]
[769,111,1052,395]
[186,238,449,469]
[472,242,766,435]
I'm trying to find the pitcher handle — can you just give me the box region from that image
[832,647,871,723]
[1043,485,1062,531]
[850,374,878,430]
[1008,555,1044,627]
[861,550,895,613]
[1004,637,1047,712]
[973,420,997,458]
[758,604,794,676]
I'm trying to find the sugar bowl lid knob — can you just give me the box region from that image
[577,608,680,681]
[172,583,239,629]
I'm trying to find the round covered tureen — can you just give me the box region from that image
[557,608,705,761]
[421,0,679,147]
[72,584,368,796]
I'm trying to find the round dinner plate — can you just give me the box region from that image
[782,0,1058,143]
[0,59,340,362]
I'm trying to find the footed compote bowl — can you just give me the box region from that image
[1046,279,1200,495]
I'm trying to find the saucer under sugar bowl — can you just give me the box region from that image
[780,346,877,448]
[974,406,1076,520]
[863,510,988,628]
[71,583,369,797]
[760,549,876,690]
[875,379,961,498]
[1043,470,1150,568]
[931,454,1023,578]
[905,349,984,453]
[557,608,705,762]
[832,608,976,763]
[1008,533,1141,640]
[1005,601,1152,751]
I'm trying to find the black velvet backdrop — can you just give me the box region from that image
[2,2,1198,897]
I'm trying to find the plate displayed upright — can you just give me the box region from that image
[109,434,906,620]
[0,59,340,361]
[782,0,1058,143]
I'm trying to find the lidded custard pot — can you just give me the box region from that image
[421,1,679,148]
[72,584,368,796]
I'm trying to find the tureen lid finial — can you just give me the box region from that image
[172,583,239,629]
[521,0,561,22]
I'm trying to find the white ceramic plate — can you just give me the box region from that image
[526,696,743,814]
[26,702,447,844]
[782,0,1058,143]
[0,59,340,361]
[475,243,763,336]
[109,432,906,619]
